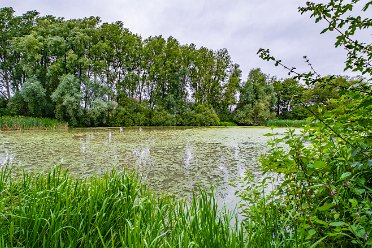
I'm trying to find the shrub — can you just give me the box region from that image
[151,107,177,126]
[6,92,28,116]
[51,74,82,126]
[0,97,8,116]
[19,78,47,117]
[85,99,116,127]
[234,100,274,126]
[238,87,372,247]
[111,102,151,127]
[180,104,220,126]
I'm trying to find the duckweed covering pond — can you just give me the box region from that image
[0,127,288,200]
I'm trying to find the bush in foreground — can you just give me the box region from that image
[238,87,372,247]
[0,166,245,247]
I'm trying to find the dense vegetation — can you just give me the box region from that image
[0,0,370,246]
[0,116,67,130]
[0,166,245,247]
[0,7,363,127]
[240,0,371,247]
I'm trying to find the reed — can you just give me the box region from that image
[0,166,246,247]
[218,121,239,126]
[0,116,67,130]
[266,119,316,127]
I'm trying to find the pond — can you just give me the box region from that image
[0,127,288,208]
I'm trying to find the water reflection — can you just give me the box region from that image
[0,127,290,207]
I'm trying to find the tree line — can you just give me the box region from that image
[0,7,361,126]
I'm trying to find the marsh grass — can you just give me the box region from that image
[266,119,316,127]
[218,121,239,126]
[0,116,67,130]
[0,166,246,247]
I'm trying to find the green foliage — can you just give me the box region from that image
[0,97,7,116]
[19,78,47,117]
[181,104,220,126]
[84,100,116,127]
[0,116,67,130]
[51,74,82,126]
[0,7,38,100]
[234,101,274,126]
[0,7,245,126]
[235,68,276,125]
[266,119,316,127]
[1,6,367,129]
[299,0,371,75]
[0,166,245,247]
[6,92,28,116]
[151,107,177,126]
[249,0,371,246]
[273,78,304,118]
[111,101,151,127]
[218,121,238,127]
[240,87,371,246]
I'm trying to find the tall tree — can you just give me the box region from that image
[0,7,38,99]
[273,78,303,118]
[234,68,276,125]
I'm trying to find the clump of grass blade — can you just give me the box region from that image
[0,166,246,247]
[266,119,316,127]
[0,116,67,130]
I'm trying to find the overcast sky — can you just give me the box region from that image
[1,0,368,79]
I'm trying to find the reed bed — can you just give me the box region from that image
[0,116,68,130]
[266,119,316,127]
[218,121,239,126]
[0,166,246,247]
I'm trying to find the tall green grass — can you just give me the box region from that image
[218,121,239,126]
[0,166,246,247]
[0,116,67,130]
[266,119,316,127]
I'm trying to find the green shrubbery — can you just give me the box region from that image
[240,89,371,246]
[180,104,220,126]
[110,102,220,127]
[242,0,371,246]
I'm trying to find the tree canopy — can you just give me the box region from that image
[0,7,365,127]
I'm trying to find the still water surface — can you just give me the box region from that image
[0,127,288,206]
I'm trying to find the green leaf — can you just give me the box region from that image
[320,27,328,34]
[314,161,326,169]
[306,229,317,239]
[348,198,358,207]
[330,221,346,227]
[350,225,366,238]
[309,236,328,248]
[354,188,365,195]
[352,148,360,157]
[340,172,351,180]
[318,202,335,211]
[314,218,329,226]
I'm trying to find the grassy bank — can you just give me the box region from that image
[218,121,239,126]
[266,119,316,127]
[0,166,246,247]
[0,116,68,130]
